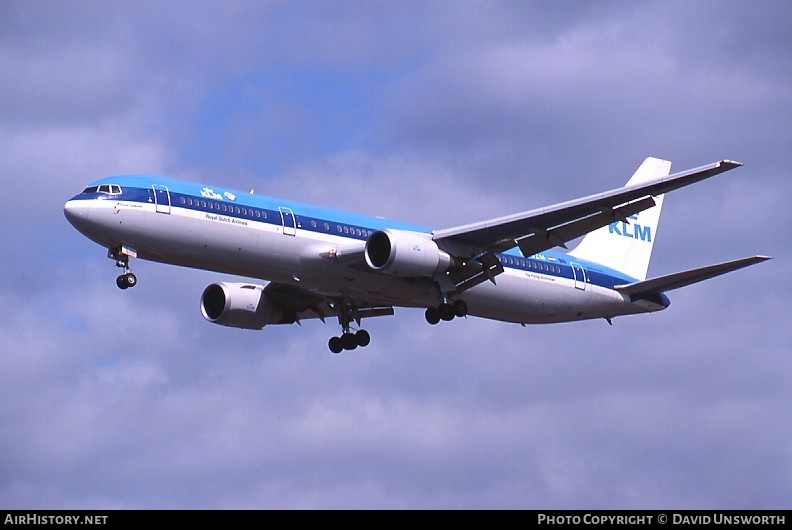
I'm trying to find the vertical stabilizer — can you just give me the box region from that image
[567,157,671,281]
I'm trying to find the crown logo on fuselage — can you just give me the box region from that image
[200,187,223,200]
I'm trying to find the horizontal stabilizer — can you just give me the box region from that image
[614,255,771,296]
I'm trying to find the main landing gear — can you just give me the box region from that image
[425,300,468,325]
[109,247,137,290]
[328,301,372,354]
[328,329,370,354]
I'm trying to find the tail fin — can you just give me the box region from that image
[567,157,671,280]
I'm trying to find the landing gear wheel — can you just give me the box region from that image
[453,299,468,318]
[328,330,371,354]
[440,303,455,321]
[341,332,358,351]
[328,336,343,354]
[355,329,371,347]
[425,307,441,325]
[116,272,137,290]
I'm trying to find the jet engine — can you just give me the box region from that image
[200,282,291,329]
[364,229,454,277]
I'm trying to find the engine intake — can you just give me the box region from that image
[364,229,454,277]
[200,282,290,329]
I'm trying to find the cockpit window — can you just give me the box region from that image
[83,184,122,195]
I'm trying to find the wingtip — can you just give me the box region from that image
[721,159,743,168]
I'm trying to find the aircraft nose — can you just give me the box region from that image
[64,199,90,230]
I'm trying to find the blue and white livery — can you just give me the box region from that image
[64,158,770,353]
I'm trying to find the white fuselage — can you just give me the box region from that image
[64,177,667,327]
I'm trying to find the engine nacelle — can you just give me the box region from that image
[364,229,453,277]
[200,282,290,329]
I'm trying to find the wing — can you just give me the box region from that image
[263,282,394,324]
[433,159,742,259]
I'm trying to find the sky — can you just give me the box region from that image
[1,0,790,509]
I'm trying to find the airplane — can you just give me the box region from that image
[64,157,770,353]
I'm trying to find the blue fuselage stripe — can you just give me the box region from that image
[70,177,637,290]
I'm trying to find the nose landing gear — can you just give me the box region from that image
[108,246,138,290]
